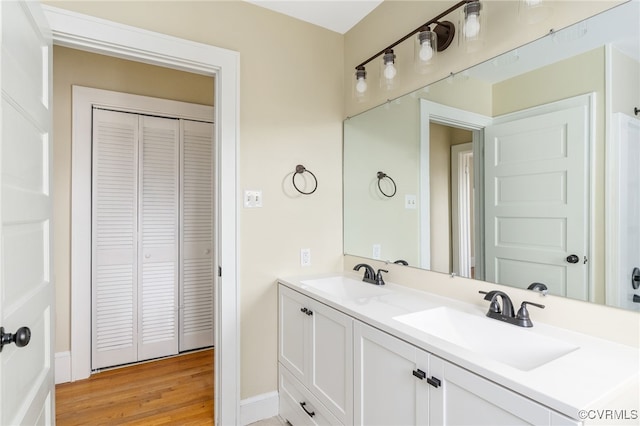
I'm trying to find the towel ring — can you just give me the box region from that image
[377,171,396,198]
[293,165,318,195]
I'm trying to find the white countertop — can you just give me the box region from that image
[278,272,640,421]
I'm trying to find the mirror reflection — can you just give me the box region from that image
[343,1,639,311]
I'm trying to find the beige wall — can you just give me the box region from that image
[47,0,344,400]
[53,46,215,354]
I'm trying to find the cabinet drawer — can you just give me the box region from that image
[279,364,342,426]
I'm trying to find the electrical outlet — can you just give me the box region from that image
[372,244,381,259]
[300,248,311,266]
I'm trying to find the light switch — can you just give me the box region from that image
[405,194,417,209]
[244,190,263,208]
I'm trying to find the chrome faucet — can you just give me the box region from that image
[353,264,388,286]
[479,290,545,327]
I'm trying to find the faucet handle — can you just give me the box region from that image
[375,269,388,285]
[516,301,545,327]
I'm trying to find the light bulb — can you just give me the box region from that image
[355,77,367,94]
[384,62,397,80]
[524,0,542,5]
[419,40,434,62]
[464,14,480,38]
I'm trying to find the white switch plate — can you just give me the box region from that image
[244,190,263,208]
[300,248,311,266]
[405,194,417,209]
[372,244,381,259]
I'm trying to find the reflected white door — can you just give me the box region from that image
[484,102,589,300]
[613,113,640,311]
[0,1,54,424]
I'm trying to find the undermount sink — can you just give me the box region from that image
[393,307,579,371]
[300,276,391,300]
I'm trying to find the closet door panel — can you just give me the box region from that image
[92,109,138,369]
[138,115,179,360]
[180,120,214,351]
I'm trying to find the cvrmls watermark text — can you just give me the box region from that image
[578,409,638,421]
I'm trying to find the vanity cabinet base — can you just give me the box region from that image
[279,364,341,426]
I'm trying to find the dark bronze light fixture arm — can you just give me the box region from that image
[355,0,473,70]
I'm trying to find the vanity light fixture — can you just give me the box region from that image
[380,49,398,89]
[460,0,484,52]
[354,66,368,100]
[353,0,480,99]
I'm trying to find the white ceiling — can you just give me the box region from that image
[244,0,383,34]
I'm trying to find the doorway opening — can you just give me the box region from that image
[44,5,240,424]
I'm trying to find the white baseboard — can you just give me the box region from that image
[55,351,71,384]
[240,391,279,425]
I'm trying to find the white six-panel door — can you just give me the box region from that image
[484,101,590,300]
[0,0,54,423]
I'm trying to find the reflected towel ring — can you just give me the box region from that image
[293,165,318,195]
[377,171,397,198]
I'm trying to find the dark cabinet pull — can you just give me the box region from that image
[412,369,426,380]
[427,376,441,388]
[299,401,315,418]
[632,267,640,290]
[633,295,640,303]
[300,307,308,314]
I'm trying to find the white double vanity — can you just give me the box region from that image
[277,273,639,425]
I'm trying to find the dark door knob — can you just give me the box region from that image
[0,326,31,353]
[566,254,580,264]
[632,267,640,290]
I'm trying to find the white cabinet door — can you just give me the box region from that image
[278,285,353,425]
[308,295,353,424]
[429,357,579,425]
[354,321,430,426]
[279,286,308,381]
[0,1,54,423]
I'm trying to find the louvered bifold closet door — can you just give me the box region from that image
[180,119,215,351]
[138,115,180,360]
[92,109,139,370]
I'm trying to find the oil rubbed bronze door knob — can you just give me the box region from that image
[0,326,31,352]
[566,254,580,264]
